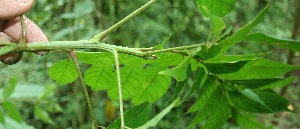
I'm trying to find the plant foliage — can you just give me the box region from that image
[0,0,299,128]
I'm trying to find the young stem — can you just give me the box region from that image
[90,0,158,41]
[1,40,203,59]
[111,49,125,129]
[20,15,27,45]
[69,50,98,128]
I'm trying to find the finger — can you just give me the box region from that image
[0,0,34,19]
[2,16,49,55]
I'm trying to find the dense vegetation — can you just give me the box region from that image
[0,0,299,129]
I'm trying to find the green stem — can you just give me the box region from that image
[110,49,125,129]
[0,40,203,58]
[69,51,98,128]
[20,15,27,45]
[90,0,159,41]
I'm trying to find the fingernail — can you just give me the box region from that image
[15,0,31,3]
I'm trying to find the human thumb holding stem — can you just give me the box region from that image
[0,0,48,64]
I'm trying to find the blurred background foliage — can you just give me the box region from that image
[0,0,299,128]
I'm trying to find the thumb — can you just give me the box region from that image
[0,0,34,19]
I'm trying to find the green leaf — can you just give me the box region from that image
[202,99,230,129]
[244,32,300,52]
[189,89,230,128]
[34,105,55,125]
[197,44,223,59]
[39,84,57,99]
[217,59,300,80]
[196,0,235,17]
[227,77,295,90]
[108,102,152,129]
[218,4,269,55]
[240,89,273,112]
[159,46,202,82]
[48,59,78,85]
[187,76,219,113]
[0,110,4,123]
[0,116,35,129]
[206,61,248,74]
[2,78,17,99]
[229,90,289,113]
[79,52,179,104]
[236,112,270,129]
[205,53,268,63]
[189,66,208,95]
[84,65,116,91]
[106,65,144,100]
[153,34,171,50]
[76,52,183,67]
[174,80,188,97]
[159,56,191,82]
[210,16,226,41]
[130,67,171,105]
[76,52,115,66]
[2,101,22,123]
[195,2,226,40]
[137,97,180,129]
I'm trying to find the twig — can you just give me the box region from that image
[90,0,159,41]
[110,49,125,129]
[69,50,98,128]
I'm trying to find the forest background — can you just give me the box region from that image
[0,0,299,129]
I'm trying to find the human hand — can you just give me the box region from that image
[0,0,48,64]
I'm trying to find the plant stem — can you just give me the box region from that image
[20,15,27,45]
[69,50,98,128]
[111,49,125,129]
[90,0,158,41]
[0,40,203,58]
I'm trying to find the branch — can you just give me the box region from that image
[69,51,98,128]
[0,40,203,59]
[90,0,159,41]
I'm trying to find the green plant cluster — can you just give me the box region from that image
[0,0,299,129]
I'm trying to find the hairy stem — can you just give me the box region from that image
[111,49,125,129]
[0,40,203,58]
[90,0,158,41]
[69,51,98,128]
[20,15,27,45]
